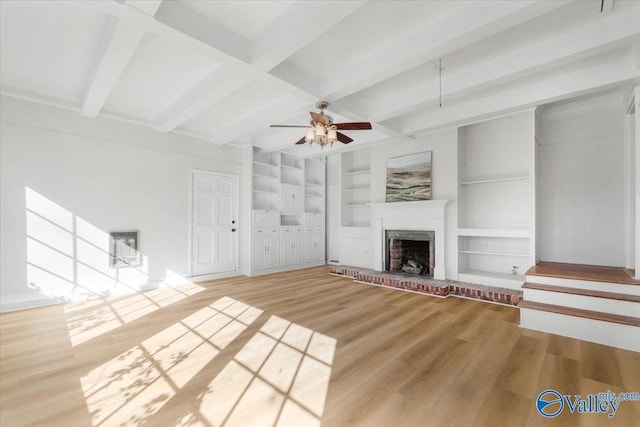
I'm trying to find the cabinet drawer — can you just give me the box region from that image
[268,228,280,234]
[253,228,268,235]
[304,227,315,233]
[252,210,279,227]
[304,213,325,227]
[293,227,304,234]
[281,227,292,233]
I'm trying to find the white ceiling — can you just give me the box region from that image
[1,0,638,156]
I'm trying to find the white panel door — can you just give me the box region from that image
[191,171,238,276]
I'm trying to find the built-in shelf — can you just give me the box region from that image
[341,149,371,229]
[460,175,529,185]
[460,250,530,257]
[345,168,370,175]
[343,222,371,228]
[457,112,534,289]
[253,189,278,194]
[253,160,278,167]
[282,164,303,170]
[458,269,525,289]
[254,173,278,179]
[457,228,530,238]
[306,182,322,186]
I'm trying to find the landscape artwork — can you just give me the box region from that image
[385,151,432,202]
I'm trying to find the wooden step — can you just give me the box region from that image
[526,261,639,285]
[522,282,640,303]
[519,300,640,327]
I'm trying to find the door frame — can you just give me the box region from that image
[188,169,240,278]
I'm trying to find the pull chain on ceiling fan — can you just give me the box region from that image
[270,101,372,149]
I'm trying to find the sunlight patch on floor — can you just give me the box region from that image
[197,315,337,427]
[80,297,261,426]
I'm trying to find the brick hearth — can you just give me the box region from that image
[329,265,522,306]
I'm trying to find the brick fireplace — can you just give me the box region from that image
[371,200,448,280]
[385,230,435,275]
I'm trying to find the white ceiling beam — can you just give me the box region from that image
[80,18,146,118]
[361,5,640,122]
[126,0,163,16]
[80,0,163,118]
[207,96,310,145]
[156,68,252,133]
[400,51,638,136]
[153,1,251,64]
[251,1,368,72]
[318,0,572,101]
[84,0,421,142]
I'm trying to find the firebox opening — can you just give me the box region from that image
[385,230,435,276]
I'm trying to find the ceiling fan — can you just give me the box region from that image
[270,101,372,148]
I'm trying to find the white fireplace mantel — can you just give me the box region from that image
[371,200,449,280]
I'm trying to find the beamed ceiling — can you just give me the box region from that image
[1,0,639,156]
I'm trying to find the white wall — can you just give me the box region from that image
[0,96,244,311]
[369,129,459,279]
[325,154,341,263]
[538,104,626,266]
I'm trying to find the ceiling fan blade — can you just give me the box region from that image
[336,132,353,144]
[270,125,310,128]
[334,122,372,130]
[295,137,306,145]
[310,111,331,126]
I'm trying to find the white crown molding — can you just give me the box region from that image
[0,84,219,145]
[540,92,624,121]
[1,84,79,113]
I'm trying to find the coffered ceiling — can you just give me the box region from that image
[1,0,639,156]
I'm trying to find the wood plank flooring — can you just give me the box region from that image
[1,266,639,426]
[526,262,640,285]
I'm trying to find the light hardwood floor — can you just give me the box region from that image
[1,266,639,426]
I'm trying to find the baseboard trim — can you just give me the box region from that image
[189,271,243,283]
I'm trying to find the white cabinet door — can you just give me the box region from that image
[253,234,279,270]
[281,184,303,213]
[292,234,304,264]
[281,184,293,212]
[292,185,304,213]
[280,234,292,266]
[304,233,325,263]
[252,235,267,270]
[266,235,279,268]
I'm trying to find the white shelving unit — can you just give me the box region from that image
[337,149,374,268]
[252,149,280,211]
[457,112,535,289]
[341,150,371,228]
[250,147,326,274]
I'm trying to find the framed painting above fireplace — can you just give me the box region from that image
[385,151,432,202]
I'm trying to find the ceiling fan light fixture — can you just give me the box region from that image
[305,128,315,143]
[270,100,371,149]
[327,127,337,145]
[314,123,326,144]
